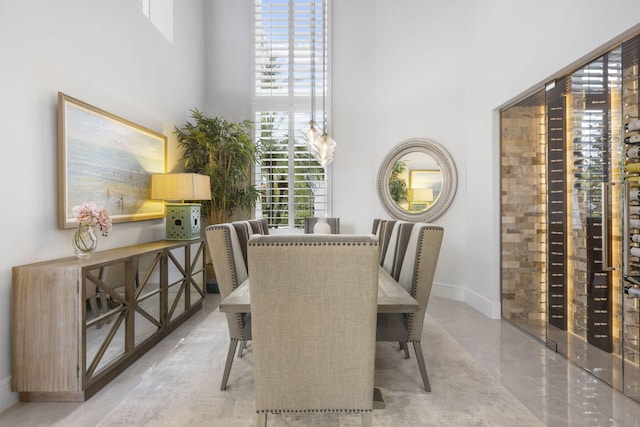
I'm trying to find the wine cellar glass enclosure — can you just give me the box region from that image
[501,33,640,402]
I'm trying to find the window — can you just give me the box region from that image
[253,0,331,229]
[135,0,174,43]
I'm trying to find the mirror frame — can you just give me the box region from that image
[377,138,457,222]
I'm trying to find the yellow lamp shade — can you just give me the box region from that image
[151,173,211,201]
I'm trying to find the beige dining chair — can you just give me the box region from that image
[205,223,252,391]
[85,280,105,328]
[248,234,379,427]
[372,218,396,266]
[381,220,414,279]
[376,223,444,392]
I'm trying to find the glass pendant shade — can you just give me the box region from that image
[310,132,336,167]
[302,120,321,144]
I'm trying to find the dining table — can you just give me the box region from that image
[218,265,419,409]
[218,266,419,314]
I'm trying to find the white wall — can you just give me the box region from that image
[0,0,205,411]
[204,0,252,121]
[331,0,469,310]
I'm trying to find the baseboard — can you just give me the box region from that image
[432,282,501,320]
[463,287,501,320]
[0,375,18,414]
[432,282,465,301]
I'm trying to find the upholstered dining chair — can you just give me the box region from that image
[376,223,444,392]
[85,280,105,328]
[230,220,269,267]
[381,220,415,279]
[205,223,252,391]
[372,218,397,266]
[248,234,379,427]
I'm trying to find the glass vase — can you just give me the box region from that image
[73,223,98,259]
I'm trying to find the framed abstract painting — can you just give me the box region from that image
[58,92,166,228]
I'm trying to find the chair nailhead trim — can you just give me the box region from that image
[256,409,372,414]
[405,232,420,337]
[249,242,377,247]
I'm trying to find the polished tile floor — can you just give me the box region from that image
[2,294,640,426]
[429,297,640,426]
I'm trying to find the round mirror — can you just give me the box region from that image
[377,138,457,222]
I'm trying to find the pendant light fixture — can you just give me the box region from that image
[302,0,335,167]
[301,0,321,144]
[313,0,336,167]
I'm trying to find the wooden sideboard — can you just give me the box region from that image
[11,239,205,402]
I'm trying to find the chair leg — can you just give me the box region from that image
[257,412,267,427]
[362,411,372,427]
[98,289,111,324]
[400,342,410,359]
[238,340,247,358]
[88,296,102,329]
[412,341,431,392]
[97,267,110,325]
[221,339,239,391]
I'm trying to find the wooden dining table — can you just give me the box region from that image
[218,266,419,314]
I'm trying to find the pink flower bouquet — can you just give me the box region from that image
[72,202,112,237]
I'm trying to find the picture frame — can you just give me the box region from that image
[58,92,167,228]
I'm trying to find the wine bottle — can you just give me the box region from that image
[625,134,640,144]
[624,286,640,298]
[628,146,640,158]
[625,275,640,286]
[626,120,640,131]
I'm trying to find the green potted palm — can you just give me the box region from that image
[175,109,261,291]
[389,160,408,205]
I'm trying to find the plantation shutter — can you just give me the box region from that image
[253,0,331,229]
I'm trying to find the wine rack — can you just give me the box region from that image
[623,57,640,367]
[570,82,613,352]
[547,91,567,331]
[500,31,640,404]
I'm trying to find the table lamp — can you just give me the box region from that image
[151,173,211,240]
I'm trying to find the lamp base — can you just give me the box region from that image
[165,203,202,240]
